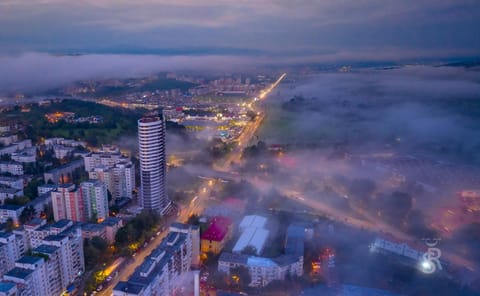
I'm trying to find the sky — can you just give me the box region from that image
[1,0,480,61]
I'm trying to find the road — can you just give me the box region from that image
[215,73,287,171]
[96,73,287,296]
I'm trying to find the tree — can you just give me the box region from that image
[4,196,31,206]
[242,245,258,256]
[20,206,37,224]
[24,178,44,199]
[5,218,15,231]
[230,266,251,288]
[91,236,108,252]
[187,214,200,226]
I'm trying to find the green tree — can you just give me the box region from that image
[230,266,251,288]
[91,236,108,252]
[187,214,200,226]
[242,245,258,256]
[24,178,44,199]
[4,196,31,206]
[20,206,37,224]
[5,218,15,231]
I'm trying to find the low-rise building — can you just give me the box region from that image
[233,215,269,256]
[200,216,233,254]
[0,135,18,147]
[218,222,308,287]
[0,161,23,176]
[101,217,123,244]
[0,205,24,225]
[0,177,23,190]
[81,223,106,241]
[43,160,84,184]
[37,184,57,196]
[218,252,303,287]
[53,145,75,159]
[0,188,23,204]
[11,147,36,164]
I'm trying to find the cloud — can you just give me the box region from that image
[0,0,479,56]
[0,53,255,93]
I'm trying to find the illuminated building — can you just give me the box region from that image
[200,216,233,254]
[113,223,199,296]
[138,115,170,215]
[51,184,85,222]
[80,180,109,222]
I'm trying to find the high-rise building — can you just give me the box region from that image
[113,223,199,296]
[138,115,170,215]
[80,180,109,222]
[51,184,85,222]
[0,232,25,278]
[86,152,135,202]
[51,182,109,222]
[2,220,85,295]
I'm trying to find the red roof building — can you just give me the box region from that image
[201,216,233,254]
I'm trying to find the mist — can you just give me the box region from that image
[0,52,258,94]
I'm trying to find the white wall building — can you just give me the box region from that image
[138,115,170,215]
[80,180,109,222]
[0,232,25,278]
[113,223,199,296]
[0,162,23,176]
[2,221,85,296]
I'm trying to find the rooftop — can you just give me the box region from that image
[82,223,106,232]
[101,217,122,226]
[232,226,269,255]
[201,216,232,242]
[219,252,248,265]
[139,116,162,124]
[44,234,66,242]
[5,267,33,280]
[0,187,21,194]
[113,281,145,295]
[239,215,267,230]
[51,219,72,230]
[33,244,60,255]
[0,204,24,211]
[0,282,16,293]
[16,255,43,265]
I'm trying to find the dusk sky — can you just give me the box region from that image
[1,0,480,61]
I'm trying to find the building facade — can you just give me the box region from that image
[138,115,170,215]
[80,180,109,222]
[113,223,199,296]
[51,184,85,222]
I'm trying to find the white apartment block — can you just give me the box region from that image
[2,219,85,295]
[0,177,23,190]
[80,180,109,222]
[83,152,129,172]
[0,232,25,278]
[0,161,23,176]
[113,223,199,296]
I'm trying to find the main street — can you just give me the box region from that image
[96,73,287,296]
